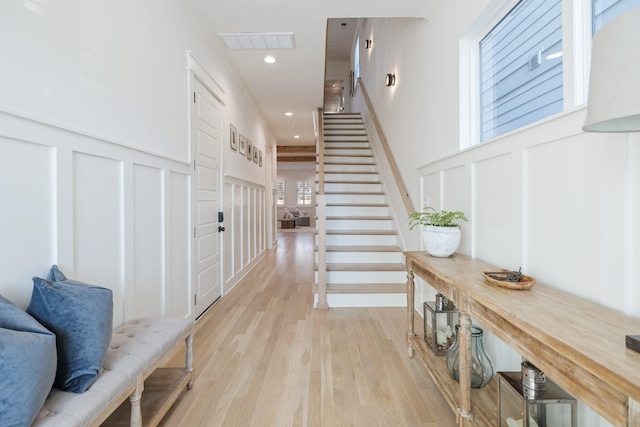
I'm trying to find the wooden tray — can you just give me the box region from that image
[482,269,536,290]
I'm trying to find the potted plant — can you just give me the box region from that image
[409,207,468,257]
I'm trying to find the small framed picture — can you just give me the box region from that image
[247,140,253,160]
[239,134,247,155]
[230,124,238,151]
[259,150,263,167]
[253,145,258,163]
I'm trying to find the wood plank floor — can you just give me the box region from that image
[160,231,456,427]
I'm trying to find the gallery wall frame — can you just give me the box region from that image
[239,134,247,155]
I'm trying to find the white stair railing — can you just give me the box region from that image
[315,107,328,309]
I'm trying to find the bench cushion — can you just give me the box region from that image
[0,295,57,426]
[33,317,193,427]
[27,265,113,393]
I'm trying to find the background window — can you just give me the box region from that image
[276,181,285,206]
[479,0,563,142]
[592,0,640,33]
[296,181,312,206]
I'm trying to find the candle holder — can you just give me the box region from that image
[498,369,577,427]
[423,296,458,355]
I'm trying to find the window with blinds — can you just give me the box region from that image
[296,181,312,206]
[276,181,285,206]
[593,0,640,33]
[479,0,563,142]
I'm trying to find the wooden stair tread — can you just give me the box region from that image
[323,203,388,207]
[321,171,378,175]
[317,245,403,252]
[321,191,384,195]
[320,162,375,166]
[316,263,406,271]
[324,154,372,158]
[317,180,382,185]
[316,229,397,235]
[326,216,392,220]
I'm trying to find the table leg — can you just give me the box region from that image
[406,268,416,358]
[457,313,473,421]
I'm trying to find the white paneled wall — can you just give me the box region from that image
[223,177,266,293]
[0,111,191,325]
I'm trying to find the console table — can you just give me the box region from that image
[404,251,640,426]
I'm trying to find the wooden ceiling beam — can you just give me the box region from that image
[277,145,316,154]
[277,155,316,163]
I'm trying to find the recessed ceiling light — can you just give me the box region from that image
[294,135,300,139]
[285,112,293,116]
[264,56,276,64]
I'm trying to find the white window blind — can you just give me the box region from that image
[479,0,563,142]
[276,181,285,206]
[296,181,312,206]
[593,0,640,33]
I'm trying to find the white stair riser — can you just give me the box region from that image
[321,234,398,246]
[317,271,406,283]
[326,206,389,216]
[318,252,404,264]
[325,194,385,204]
[321,183,382,193]
[321,164,377,173]
[324,148,372,156]
[321,173,380,182]
[327,219,393,231]
[324,136,369,142]
[325,142,370,149]
[324,130,366,136]
[320,294,406,308]
[324,124,364,130]
[324,156,373,164]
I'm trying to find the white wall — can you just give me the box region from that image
[355,6,640,426]
[0,1,272,323]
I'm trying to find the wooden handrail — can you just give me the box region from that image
[357,78,415,215]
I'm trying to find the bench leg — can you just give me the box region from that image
[185,333,194,390]
[130,376,144,427]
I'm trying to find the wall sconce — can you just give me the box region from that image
[385,73,396,87]
[365,39,372,49]
[583,7,640,132]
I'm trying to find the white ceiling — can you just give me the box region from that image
[187,0,437,148]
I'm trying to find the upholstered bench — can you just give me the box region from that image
[32,317,194,427]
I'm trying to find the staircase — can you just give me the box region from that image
[315,113,406,307]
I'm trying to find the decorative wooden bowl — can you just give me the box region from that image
[482,269,536,290]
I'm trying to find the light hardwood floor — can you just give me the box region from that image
[160,231,456,427]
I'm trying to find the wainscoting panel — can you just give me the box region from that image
[223,177,266,293]
[472,153,519,267]
[167,171,190,317]
[132,163,164,319]
[73,151,125,324]
[0,137,54,306]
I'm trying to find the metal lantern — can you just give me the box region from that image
[423,294,458,355]
[498,368,577,427]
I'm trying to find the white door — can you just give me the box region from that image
[191,76,223,318]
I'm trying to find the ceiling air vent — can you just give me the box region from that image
[219,32,295,50]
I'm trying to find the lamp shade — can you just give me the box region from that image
[583,6,640,132]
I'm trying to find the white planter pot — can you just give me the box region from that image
[422,225,461,257]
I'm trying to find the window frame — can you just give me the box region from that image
[459,0,593,149]
[276,181,285,207]
[295,180,313,206]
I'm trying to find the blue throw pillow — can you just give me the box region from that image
[27,265,113,393]
[0,294,57,426]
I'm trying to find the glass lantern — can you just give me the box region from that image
[498,371,577,427]
[423,296,458,355]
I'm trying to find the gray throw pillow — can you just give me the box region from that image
[27,265,113,393]
[0,294,57,426]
